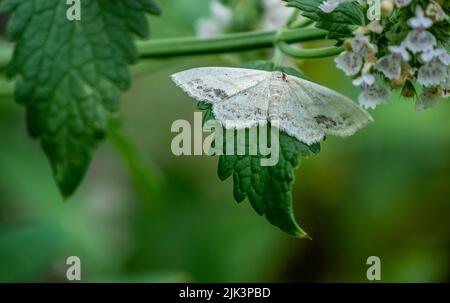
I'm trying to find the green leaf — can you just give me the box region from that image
[0,0,160,197]
[199,61,320,238]
[284,0,365,39]
[107,117,164,197]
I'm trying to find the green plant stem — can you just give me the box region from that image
[272,47,285,67]
[286,10,301,27]
[0,44,13,70]
[137,27,328,58]
[278,42,344,58]
[0,28,331,67]
[290,18,314,29]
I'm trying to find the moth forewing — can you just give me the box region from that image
[171,67,269,104]
[276,81,327,145]
[289,76,374,138]
[211,79,270,130]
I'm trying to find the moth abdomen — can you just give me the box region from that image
[268,73,285,121]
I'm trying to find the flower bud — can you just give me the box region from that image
[353,26,368,36]
[426,2,448,22]
[381,0,394,16]
[364,45,378,64]
[401,81,416,98]
[368,20,384,34]
[343,39,352,52]
[391,77,406,88]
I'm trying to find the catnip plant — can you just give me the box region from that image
[0,0,448,237]
[328,0,450,110]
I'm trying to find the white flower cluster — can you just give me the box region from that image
[323,0,450,111]
[196,0,294,37]
[261,0,295,30]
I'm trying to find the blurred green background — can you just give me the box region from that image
[0,0,449,282]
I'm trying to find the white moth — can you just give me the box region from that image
[171,67,373,145]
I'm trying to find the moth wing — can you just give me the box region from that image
[275,83,326,145]
[171,67,269,104]
[212,80,270,129]
[281,76,373,143]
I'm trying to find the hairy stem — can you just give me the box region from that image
[137,28,328,58]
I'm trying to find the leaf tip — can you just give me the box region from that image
[295,229,312,240]
[57,180,80,201]
[50,157,89,200]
